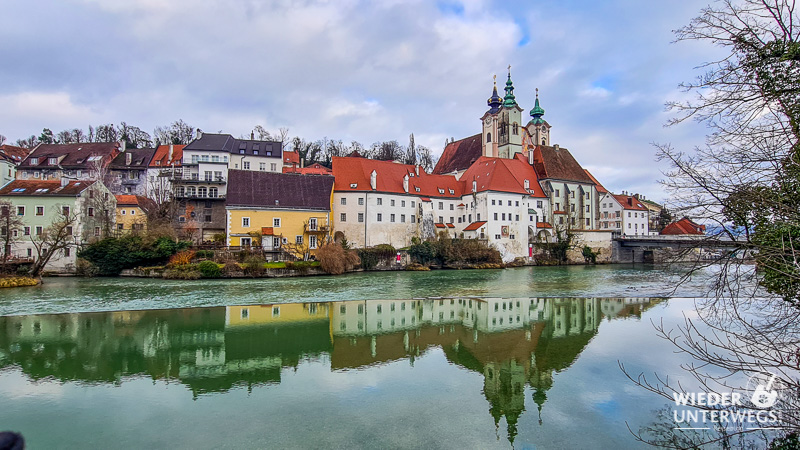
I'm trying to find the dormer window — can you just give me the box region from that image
[253,144,260,151]
[30,158,38,165]
[49,157,58,165]
[438,188,444,194]
[87,156,102,162]
[350,183,358,188]
[415,187,421,192]
[253,150,259,155]
[448,189,455,195]
[524,179,530,189]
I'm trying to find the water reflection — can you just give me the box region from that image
[0,297,664,444]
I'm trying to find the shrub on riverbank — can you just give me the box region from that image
[163,265,202,280]
[408,235,501,267]
[0,276,40,288]
[317,243,360,275]
[79,234,191,276]
[197,260,222,278]
[357,244,395,270]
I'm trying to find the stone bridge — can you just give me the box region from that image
[611,235,742,263]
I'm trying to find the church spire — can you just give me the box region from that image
[502,65,517,107]
[529,88,545,124]
[486,75,502,114]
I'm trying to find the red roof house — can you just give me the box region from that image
[660,218,706,235]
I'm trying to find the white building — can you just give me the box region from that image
[598,192,650,236]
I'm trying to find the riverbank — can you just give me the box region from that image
[0,276,40,289]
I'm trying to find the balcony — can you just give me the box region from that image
[174,193,226,200]
[169,173,226,184]
[304,224,331,233]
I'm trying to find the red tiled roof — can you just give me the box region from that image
[463,221,487,231]
[115,195,140,206]
[19,142,120,170]
[532,145,594,183]
[583,169,608,194]
[0,144,31,163]
[0,179,96,196]
[332,156,462,198]
[283,162,332,175]
[445,223,455,228]
[612,194,648,211]
[434,223,446,228]
[660,218,706,235]
[283,150,300,165]
[433,133,482,175]
[421,197,431,202]
[149,144,184,168]
[459,154,546,197]
[536,222,552,229]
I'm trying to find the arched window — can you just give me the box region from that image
[542,138,546,145]
[486,132,492,143]
[513,123,519,135]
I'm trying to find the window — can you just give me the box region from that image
[377,198,382,206]
[243,161,250,170]
[586,218,591,226]
[390,199,395,207]
[450,204,454,210]
[209,187,218,198]
[555,203,560,211]
[495,234,501,239]
[494,213,498,220]
[515,215,519,221]
[273,306,280,317]
[24,226,30,236]
[89,190,95,199]
[273,218,281,227]
[537,200,543,208]
[358,197,364,206]
[94,227,101,237]
[64,247,71,257]
[492,200,496,205]
[295,235,303,244]
[30,157,39,165]
[358,213,364,223]
[121,210,126,215]
[586,205,590,212]
[401,214,406,222]
[555,189,560,197]
[240,237,252,247]
[390,214,395,222]
[273,237,280,248]
[502,213,506,220]
[410,214,415,222]
[401,200,406,207]
[438,216,443,223]
[204,215,212,223]
[571,204,575,212]
[260,162,266,171]
[486,132,491,143]
[571,191,575,199]
[449,217,453,223]
[377,213,382,222]
[341,198,346,205]
[35,226,43,235]
[270,163,277,171]
[507,200,511,206]
[341,213,346,222]
[438,202,443,210]
[309,235,317,249]
[16,206,24,216]
[477,213,481,221]
[88,207,94,217]
[66,226,72,235]
[628,212,631,217]
[242,217,250,227]
[411,201,415,208]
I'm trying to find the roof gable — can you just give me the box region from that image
[332,156,462,198]
[433,134,482,175]
[661,218,705,235]
[109,147,156,169]
[20,143,120,170]
[532,145,594,184]
[149,144,185,167]
[611,194,648,211]
[459,154,546,197]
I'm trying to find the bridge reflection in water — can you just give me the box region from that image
[0,297,664,445]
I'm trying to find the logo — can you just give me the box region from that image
[670,372,782,430]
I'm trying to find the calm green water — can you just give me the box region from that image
[0,297,716,449]
[0,266,744,449]
[0,264,712,316]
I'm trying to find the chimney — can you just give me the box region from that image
[370,170,377,190]
[126,152,132,166]
[168,144,174,161]
[301,158,305,168]
[415,165,420,176]
[196,129,203,139]
[553,144,559,150]
[251,131,255,140]
[403,174,409,193]
[120,140,126,152]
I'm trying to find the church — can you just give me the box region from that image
[434,69,604,236]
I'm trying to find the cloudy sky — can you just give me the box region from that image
[0,0,718,202]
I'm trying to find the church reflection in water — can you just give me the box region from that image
[0,297,663,444]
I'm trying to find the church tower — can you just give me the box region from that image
[481,67,524,159]
[526,89,551,147]
[480,77,503,158]
[497,69,524,159]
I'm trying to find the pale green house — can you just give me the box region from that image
[0,179,115,273]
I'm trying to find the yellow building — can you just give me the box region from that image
[115,195,151,233]
[225,170,334,259]
[226,303,330,328]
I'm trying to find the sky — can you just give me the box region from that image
[0,0,720,203]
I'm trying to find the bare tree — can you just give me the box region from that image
[153,119,194,146]
[0,200,23,262]
[15,135,38,149]
[94,124,118,143]
[28,209,78,278]
[0,134,6,146]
